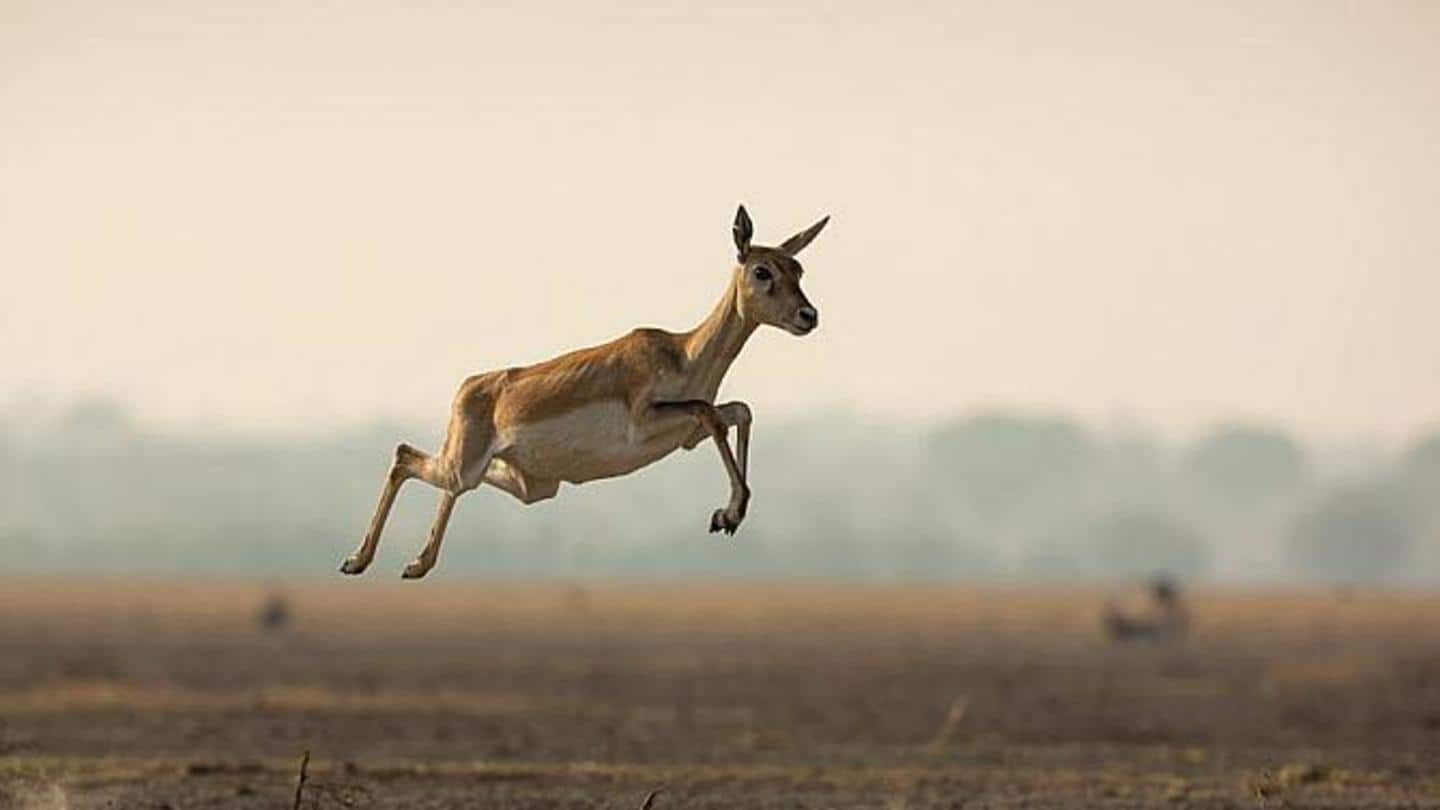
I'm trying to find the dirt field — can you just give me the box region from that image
[2,579,1439,808]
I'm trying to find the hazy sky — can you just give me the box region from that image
[4,0,1438,439]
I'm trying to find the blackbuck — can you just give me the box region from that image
[1103,575,1190,643]
[341,205,829,579]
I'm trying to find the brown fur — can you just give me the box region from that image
[341,206,828,579]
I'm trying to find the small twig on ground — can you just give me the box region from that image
[292,749,311,810]
[926,696,969,756]
[638,787,663,809]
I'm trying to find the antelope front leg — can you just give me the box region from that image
[715,401,753,480]
[652,400,750,535]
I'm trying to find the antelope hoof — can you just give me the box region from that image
[709,508,742,536]
[401,559,434,579]
[339,555,370,575]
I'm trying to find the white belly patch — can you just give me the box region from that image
[498,401,688,484]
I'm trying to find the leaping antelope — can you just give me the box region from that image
[340,205,828,579]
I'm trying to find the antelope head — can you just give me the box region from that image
[730,205,828,336]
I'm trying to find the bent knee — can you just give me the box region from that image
[388,446,415,479]
[390,443,429,478]
[724,402,753,426]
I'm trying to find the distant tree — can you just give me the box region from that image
[1088,510,1210,580]
[1399,431,1440,497]
[1020,545,1090,580]
[60,398,132,436]
[1397,433,1440,565]
[1183,424,1308,514]
[0,422,14,514]
[930,413,1095,529]
[889,526,993,582]
[1095,428,1171,506]
[1388,429,1440,541]
[1287,486,1418,583]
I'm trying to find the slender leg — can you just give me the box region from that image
[715,401,753,480]
[652,400,751,535]
[399,437,495,579]
[340,443,434,575]
[736,419,751,480]
[402,491,458,579]
[705,427,749,535]
[349,372,502,580]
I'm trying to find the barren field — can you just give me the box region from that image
[2,579,1439,808]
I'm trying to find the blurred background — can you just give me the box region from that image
[6,3,1440,807]
[4,400,1440,584]
[3,0,1440,586]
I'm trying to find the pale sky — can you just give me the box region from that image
[4,0,1439,439]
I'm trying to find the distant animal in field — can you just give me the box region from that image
[1103,574,1188,643]
[256,591,291,633]
[341,205,829,579]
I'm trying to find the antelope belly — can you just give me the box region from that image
[500,401,686,484]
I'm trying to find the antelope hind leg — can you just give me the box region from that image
[340,443,436,575]
[399,424,496,579]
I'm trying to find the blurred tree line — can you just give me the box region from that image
[0,399,1436,584]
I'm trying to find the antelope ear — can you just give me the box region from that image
[780,215,829,256]
[732,204,753,261]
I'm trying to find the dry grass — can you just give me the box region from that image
[2,579,1439,808]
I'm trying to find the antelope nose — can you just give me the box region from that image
[797,306,818,328]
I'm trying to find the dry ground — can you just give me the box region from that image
[1,579,1439,808]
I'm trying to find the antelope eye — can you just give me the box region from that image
[752,267,772,282]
